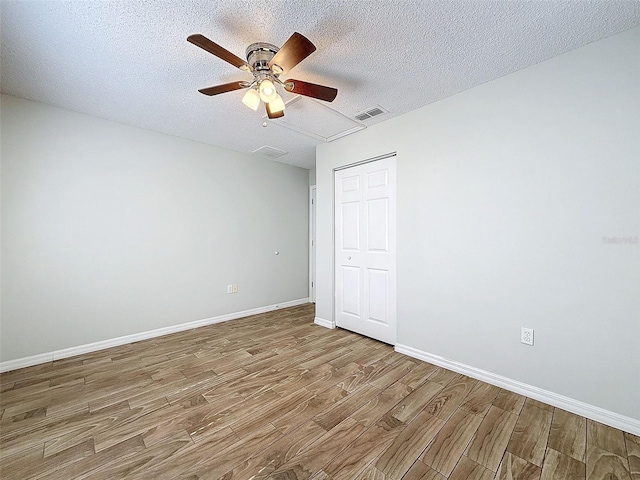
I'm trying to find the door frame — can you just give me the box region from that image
[309,185,316,303]
[333,152,397,342]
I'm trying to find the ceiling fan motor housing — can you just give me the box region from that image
[246,43,280,76]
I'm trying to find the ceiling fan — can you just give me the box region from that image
[187,32,338,119]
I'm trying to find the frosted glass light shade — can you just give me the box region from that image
[259,79,277,103]
[268,94,285,114]
[242,89,260,111]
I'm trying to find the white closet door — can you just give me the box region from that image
[334,156,396,344]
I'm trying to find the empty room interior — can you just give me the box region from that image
[1,1,639,479]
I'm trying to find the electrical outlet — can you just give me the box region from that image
[227,284,233,294]
[232,284,238,294]
[521,327,534,346]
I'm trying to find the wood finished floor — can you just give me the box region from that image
[1,304,637,480]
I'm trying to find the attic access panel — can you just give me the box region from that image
[266,96,365,142]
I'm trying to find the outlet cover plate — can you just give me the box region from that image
[521,327,534,346]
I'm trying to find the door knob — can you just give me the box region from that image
[347,256,351,260]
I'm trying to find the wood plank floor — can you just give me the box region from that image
[0,304,636,480]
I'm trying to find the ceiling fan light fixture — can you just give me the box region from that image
[268,94,285,114]
[259,79,277,103]
[242,88,260,111]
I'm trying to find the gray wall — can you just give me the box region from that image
[1,94,309,361]
[316,27,640,420]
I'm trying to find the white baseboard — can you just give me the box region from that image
[1,352,56,373]
[395,343,640,436]
[0,298,310,373]
[314,316,335,329]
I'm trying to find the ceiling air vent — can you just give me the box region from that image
[252,145,288,159]
[354,105,388,122]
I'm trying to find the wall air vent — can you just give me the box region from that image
[354,105,388,122]
[252,145,288,159]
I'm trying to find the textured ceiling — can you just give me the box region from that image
[1,1,639,169]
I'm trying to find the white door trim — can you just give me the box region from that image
[309,185,316,303]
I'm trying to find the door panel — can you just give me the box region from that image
[334,156,396,344]
[367,169,388,188]
[366,268,388,324]
[341,174,360,193]
[341,202,360,251]
[341,266,361,317]
[366,198,389,252]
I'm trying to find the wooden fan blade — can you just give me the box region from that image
[198,81,247,96]
[187,34,251,71]
[269,32,316,74]
[284,79,338,102]
[266,102,285,119]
